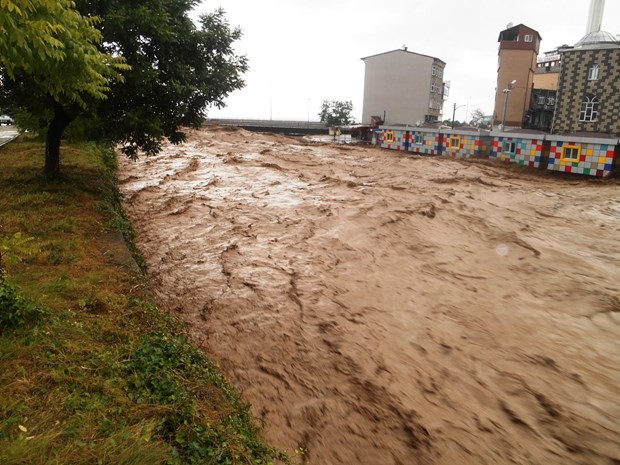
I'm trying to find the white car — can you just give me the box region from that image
[0,115,13,125]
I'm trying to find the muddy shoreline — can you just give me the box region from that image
[118,127,620,465]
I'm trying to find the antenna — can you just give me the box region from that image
[506,22,514,29]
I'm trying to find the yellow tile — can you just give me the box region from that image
[599,157,607,163]
[587,149,593,156]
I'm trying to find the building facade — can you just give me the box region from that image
[493,24,541,129]
[525,50,561,131]
[361,48,446,126]
[526,88,556,131]
[551,32,620,135]
[533,50,561,90]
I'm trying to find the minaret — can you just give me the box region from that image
[585,0,605,34]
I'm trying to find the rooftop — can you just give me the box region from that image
[572,30,620,49]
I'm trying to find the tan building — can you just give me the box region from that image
[533,51,561,90]
[361,48,446,126]
[493,24,541,129]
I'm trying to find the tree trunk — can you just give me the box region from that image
[44,102,72,178]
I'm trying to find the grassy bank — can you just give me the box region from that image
[0,138,287,465]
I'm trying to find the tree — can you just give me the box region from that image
[442,119,464,128]
[0,0,248,176]
[72,0,248,158]
[0,0,129,177]
[318,100,354,126]
[469,109,490,129]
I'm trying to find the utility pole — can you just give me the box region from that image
[452,102,465,129]
[501,80,517,130]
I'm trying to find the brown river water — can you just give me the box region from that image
[118,126,620,465]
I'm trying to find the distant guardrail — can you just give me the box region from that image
[205,118,329,135]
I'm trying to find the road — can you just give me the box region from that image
[0,126,19,147]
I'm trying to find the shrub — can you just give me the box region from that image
[0,279,43,331]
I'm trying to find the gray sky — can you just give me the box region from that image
[194,0,620,123]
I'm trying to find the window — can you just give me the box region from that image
[449,136,460,149]
[503,141,516,154]
[579,96,599,122]
[524,34,533,42]
[588,64,599,80]
[384,130,395,143]
[561,145,581,161]
[414,133,423,145]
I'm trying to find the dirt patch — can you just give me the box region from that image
[118,127,620,465]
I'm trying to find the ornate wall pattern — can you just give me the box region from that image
[552,48,620,135]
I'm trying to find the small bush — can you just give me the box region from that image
[0,279,44,331]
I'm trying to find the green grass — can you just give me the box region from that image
[0,138,288,465]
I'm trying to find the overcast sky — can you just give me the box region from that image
[194,0,620,123]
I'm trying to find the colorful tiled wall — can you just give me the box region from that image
[491,137,545,168]
[376,127,619,178]
[380,129,409,151]
[441,134,491,158]
[408,131,442,155]
[547,141,617,177]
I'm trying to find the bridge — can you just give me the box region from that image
[205,118,329,135]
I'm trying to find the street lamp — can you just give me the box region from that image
[452,102,466,129]
[501,79,517,130]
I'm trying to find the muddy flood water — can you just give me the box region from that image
[118,127,620,465]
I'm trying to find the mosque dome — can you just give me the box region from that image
[575,30,620,49]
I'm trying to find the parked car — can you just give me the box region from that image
[0,115,14,125]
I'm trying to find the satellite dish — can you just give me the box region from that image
[506,22,514,29]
